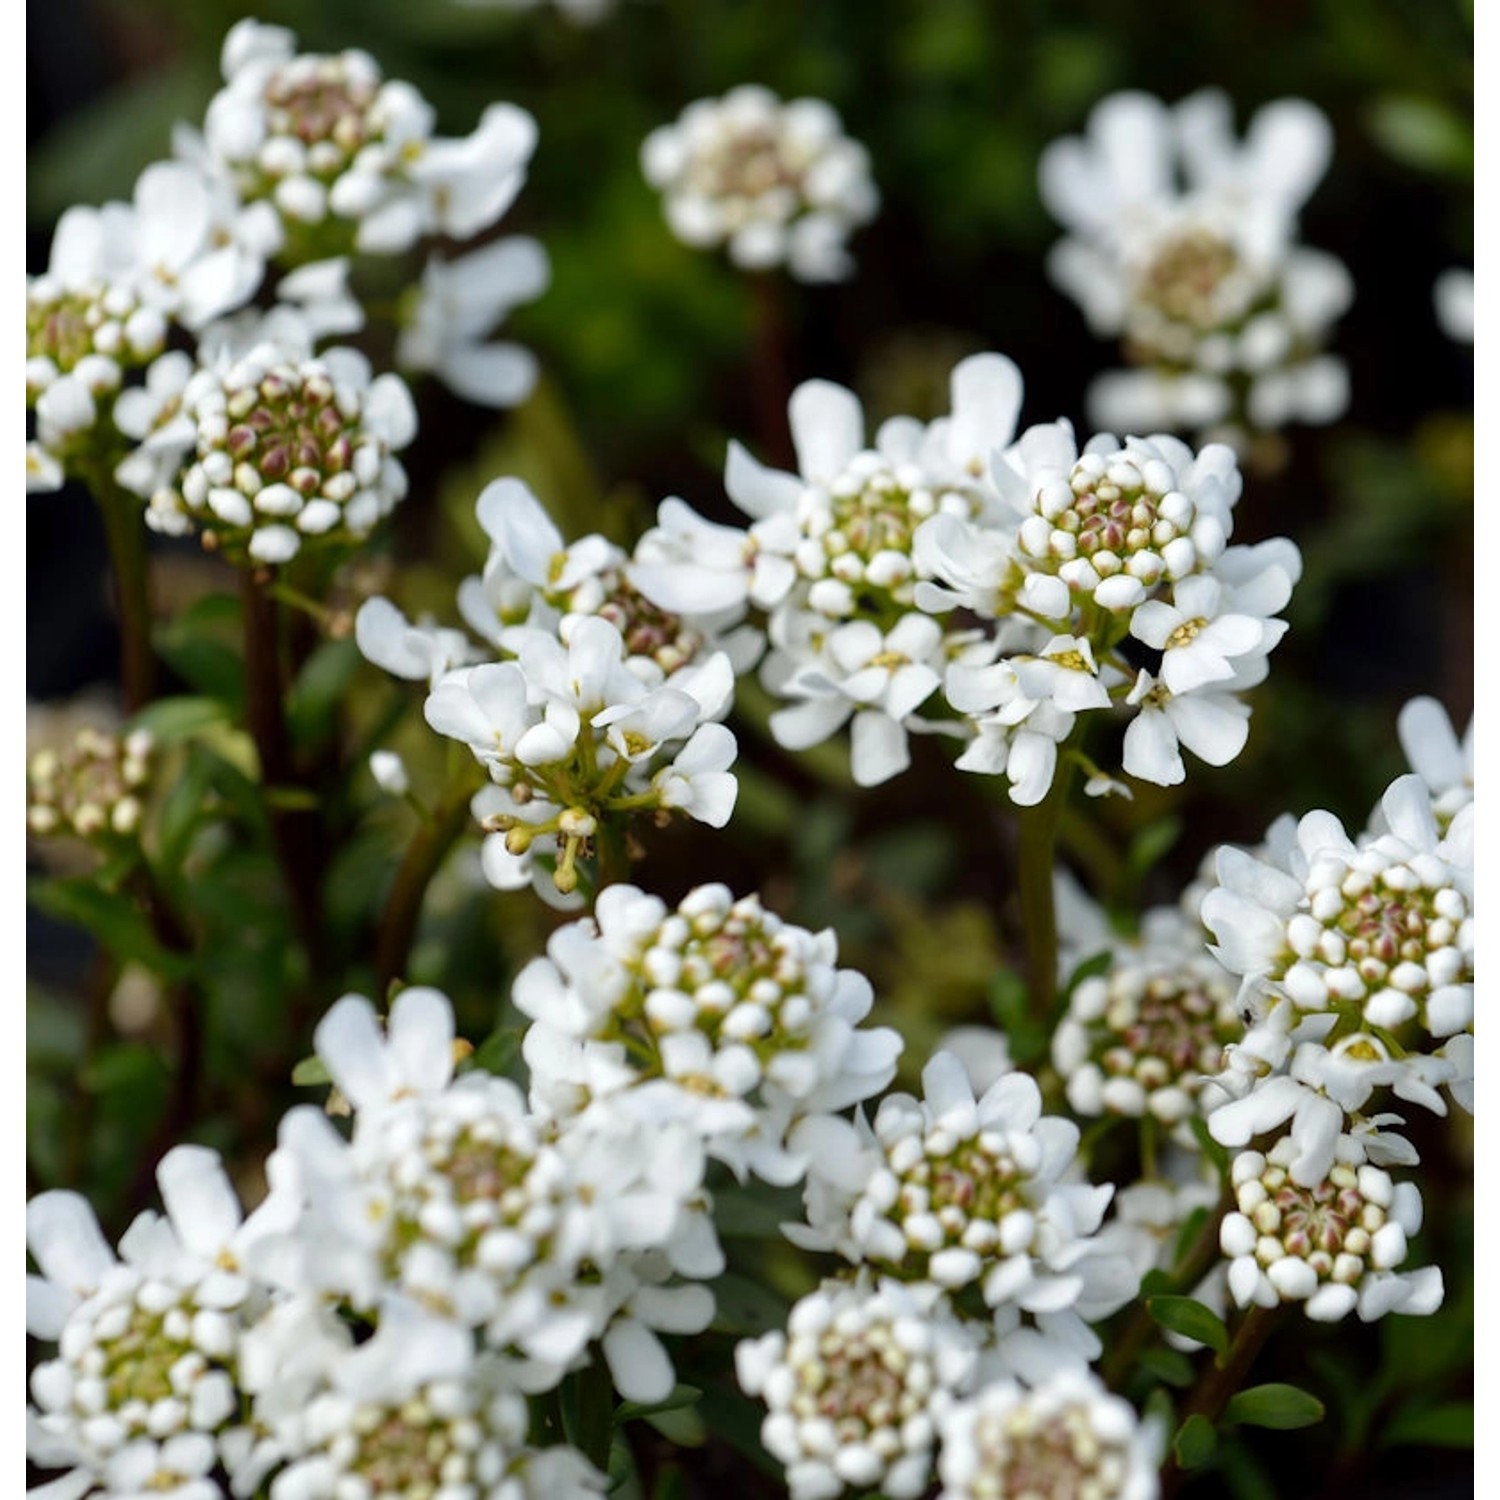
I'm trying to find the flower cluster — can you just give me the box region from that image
[736,1052,1153,1498]
[358,478,751,896]
[26,725,154,843]
[632,353,1299,798]
[1052,903,1241,1131]
[642,85,878,281]
[514,881,902,1180]
[1040,89,1352,446]
[124,331,417,564]
[28,16,547,507]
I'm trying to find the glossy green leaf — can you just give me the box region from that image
[1147,1296,1229,1357]
[1224,1383,1326,1430]
[1174,1414,1217,1469]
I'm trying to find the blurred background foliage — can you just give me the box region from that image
[28,2,1472,1496]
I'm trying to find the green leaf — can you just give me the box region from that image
[1378,1402,1474,1450]
[1174,1414,1217,1469]
[710,1273,792,1336]
[468,1028,523,1079]
[1188,1116,1231,1176]
[1171,1205,1213,1272]
[1224,1383,1326,1430]
[130,696,232,744]
[1367,95,1473,176]
[1063,947,1112,996]
[1138,1347,1196,1388]
[287,638,361,751]
[28,876,191,979]
[1147,1296,1229,1357]
[1125,815,1182,884]
[291,1055,331,1087]
[615,1385,703,1424]
[1217,1437,1280,1500]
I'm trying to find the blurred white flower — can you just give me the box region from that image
[1040,89,1352,443]
[642,85,877,281]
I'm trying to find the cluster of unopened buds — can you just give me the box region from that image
[27,726,154,841]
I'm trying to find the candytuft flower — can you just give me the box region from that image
[642,86,877,281]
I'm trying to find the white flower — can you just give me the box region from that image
[1041,88,1351,440]
[123,334,416,564]
[27,724,155,841]
[1219,1135,1443,1322]
[514,882,902,1183]
[642,86,877,281]
[27,1147,300,1499]
[1123,669,1251,786]
[736,1275,978,1500]
[788,1054,1134,1323]
[397,237,549,407]
[200,20,537,259]
[1052,932,1240,1128]
[246,1300,603,1499]
[355,595,483,687]
[1391,694,1472,830]
[937,1369,1164,1500]
[1202,777,1473,1042]
[1434,268,1474,344]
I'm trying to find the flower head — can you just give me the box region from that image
[642,86,877,281]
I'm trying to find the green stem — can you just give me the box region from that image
[1016,752,1078,1025]
[374,789,478,996]
[91,479,155,713]
[1101,1184,1234,1392]
[749,272,795,469]
[242,568,328,994]
[1160,1304,1279,1498]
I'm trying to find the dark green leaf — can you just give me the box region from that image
[287,639,361,750]
[28,876,191,979]
[1218,1437,1280,1500]
[1188,1116,1231,1176]
[1225,1383,1326,1430]
[468,1028,523,1079]
[710,1273,792,1336]
[1139,1348,1196,1388]
[1379,1402,1474,1450]
[1171,1206,1213,1272]
[615,1385,703,1424]
[1174,1414,1217,1469]
[1125,815,1182,884]
[1147,1296,1229,1357]
[1063,947,1112,995]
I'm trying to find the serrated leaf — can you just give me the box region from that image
[1378,1401,1473,1450]
[1147,1296,1228,1358]
[1174,1413,1217,1469]
[1225,1383,1325,1430]
[1139,1347,1196,1388]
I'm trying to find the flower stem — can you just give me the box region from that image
[1016,753,1078,1025]
[91,478,156,713]
[242,567,328,993]
[749,272,795,469]
[374,788,478,997]
[1160,1304,1278,1497]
